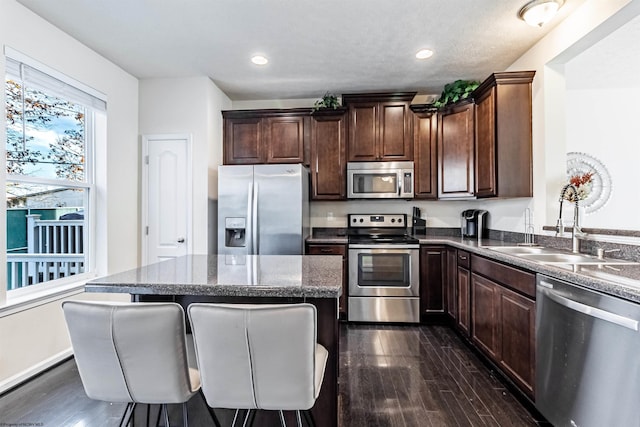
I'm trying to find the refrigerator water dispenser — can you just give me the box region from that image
[225,217,246,247]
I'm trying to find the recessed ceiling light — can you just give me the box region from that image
[415,49,434,60]
[518,0,564,27]
[251,55,268,65]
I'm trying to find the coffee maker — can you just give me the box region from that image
[461,209,488,239]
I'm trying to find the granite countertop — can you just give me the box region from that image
[306,227,640,303]
[85,254,343,298]
[416,236,640,304]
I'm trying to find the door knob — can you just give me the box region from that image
[177,237,185,243]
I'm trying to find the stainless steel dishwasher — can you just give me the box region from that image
[536,275,640,427]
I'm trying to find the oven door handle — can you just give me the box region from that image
[349,244,419,250]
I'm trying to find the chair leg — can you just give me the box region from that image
[182,402,188,427]
[198,390,222,427]
[231,409,240,427]
[162,404,170,427]
[295,410,303,427]
[119,402,135,427]
[278,410,287,427]
[247,409,257,427]
[242,409,252,427]
[154,405,162,427]
[304,410,316,427]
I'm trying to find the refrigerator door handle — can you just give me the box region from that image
[252,182,259,254]
[247,181,254,254]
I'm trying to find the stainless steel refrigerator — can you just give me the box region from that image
[217,164,310,255]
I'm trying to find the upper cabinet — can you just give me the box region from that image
[438,100,475,199]
[343,93,415,162]
[474,71,535,198]
[223,109,309,165]
[436,71,535,199]
[411,106,438,199]
[310,108,348,200]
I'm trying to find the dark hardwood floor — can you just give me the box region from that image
[0,324,546,426]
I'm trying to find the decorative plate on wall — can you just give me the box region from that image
[566,152,612,213]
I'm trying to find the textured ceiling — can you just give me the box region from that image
[16,0,584,100]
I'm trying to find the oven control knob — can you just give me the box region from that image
[352,218,357,223]
[398,217,403,223]
[391,218,396,223]
[359,218,364,223]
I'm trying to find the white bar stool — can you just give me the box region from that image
[62,301,221,427]
[188,303,328,427]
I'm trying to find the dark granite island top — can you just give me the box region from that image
[85,254,342,427]
[86,254,342,298]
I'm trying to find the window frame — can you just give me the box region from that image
[2,48,105,307]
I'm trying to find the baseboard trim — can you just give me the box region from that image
[0,348,73,395]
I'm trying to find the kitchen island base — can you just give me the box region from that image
[135,294,338,427]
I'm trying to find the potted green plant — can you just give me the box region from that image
[312,92,340,111]
[432,80,480,108]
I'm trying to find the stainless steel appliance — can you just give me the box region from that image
[347,161,414,199]
[536,275,640,427]
[348,214,420,323]
[460,209,488,239]
[217,164,309,255]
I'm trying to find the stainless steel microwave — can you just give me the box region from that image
[347,161,414,199]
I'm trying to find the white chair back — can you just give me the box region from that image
[188,303,327,411]
[62,301,198,404]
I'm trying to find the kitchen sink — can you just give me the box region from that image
[482,245,639,266]
[481,246,548,255]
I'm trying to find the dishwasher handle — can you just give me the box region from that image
[540,282,639,331]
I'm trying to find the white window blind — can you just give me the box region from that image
[5,51,107,112]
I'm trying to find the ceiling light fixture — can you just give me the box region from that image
[415,49,434,59]
[518,0,564,27]
[251,55,268,65]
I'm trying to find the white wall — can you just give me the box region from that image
[139,77,232,254]
[508,0,638,231]
[0,0,138,391]
[563,14,640,230]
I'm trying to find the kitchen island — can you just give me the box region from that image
[85,254,343,427]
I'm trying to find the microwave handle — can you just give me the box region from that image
[398,177,402,196]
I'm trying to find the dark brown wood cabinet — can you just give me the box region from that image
[310,109,347,200]
[264,115,306,163]
[445,248,458,321]
[306,243,348,318]
[419,245,446,322]
[471,273,501,360]
[222,109,309,165]
[411,106,438,199]
[456,250,471,336]
[474,71,535,198]
[343,93,415,161]
[223,115,264,164]
[470,254,536,397]
[437,100,475,199]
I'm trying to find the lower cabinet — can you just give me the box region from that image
[445,248,458,321]
[306,244,347,319]
[471,254,536,398]
[456,250,471,337]
[419,245,446,322]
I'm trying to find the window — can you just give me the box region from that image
[4,51,106,295]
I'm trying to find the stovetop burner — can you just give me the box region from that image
[347,213,419,245]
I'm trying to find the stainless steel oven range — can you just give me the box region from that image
[347,214,420,323]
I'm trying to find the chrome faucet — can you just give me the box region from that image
[556,184,586,253]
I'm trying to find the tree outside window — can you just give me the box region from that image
[5,58,94,292]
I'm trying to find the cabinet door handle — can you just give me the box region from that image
[320,248,333,253]
[459,256,467,260]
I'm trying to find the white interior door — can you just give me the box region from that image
[142,134,192,265]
